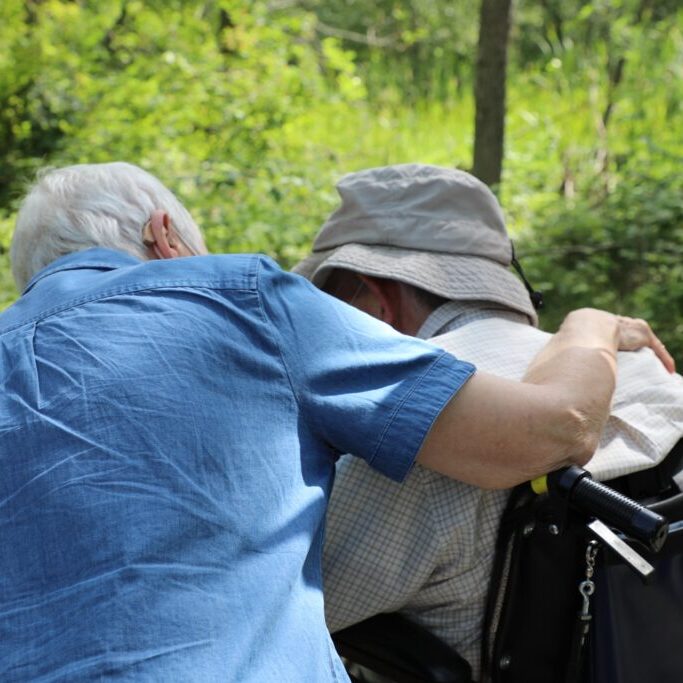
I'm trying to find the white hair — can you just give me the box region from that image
[11,162,205,290]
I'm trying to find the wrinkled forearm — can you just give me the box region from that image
[524,348,617,459]
[522,309,620,467]
[417,310,621,489]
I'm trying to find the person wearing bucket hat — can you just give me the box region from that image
[294,163,683,679]
[294,164,539,325]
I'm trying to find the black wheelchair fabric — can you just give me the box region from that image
[590,522,683,683]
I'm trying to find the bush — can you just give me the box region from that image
[521,168,683,362]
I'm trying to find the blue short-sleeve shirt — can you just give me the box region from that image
[0,249,474,682]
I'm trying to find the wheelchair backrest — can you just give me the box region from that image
[482,439,683,683]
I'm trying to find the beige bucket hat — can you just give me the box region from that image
[294,164,537,325]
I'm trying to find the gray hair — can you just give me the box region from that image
[11,162,205,290]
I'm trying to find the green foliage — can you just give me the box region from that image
[0,215,17,304]
[305,0,478,101]
[0,0,364,266]
[521,165,683,362]
[0,0,681,369]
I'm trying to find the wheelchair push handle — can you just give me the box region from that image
[539,466,669,553]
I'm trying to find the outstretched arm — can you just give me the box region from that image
[417,309,673,488]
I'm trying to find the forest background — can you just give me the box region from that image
[1,0,682,358]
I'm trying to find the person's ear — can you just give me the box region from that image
[142,210,180,260]
[358,275,401,327]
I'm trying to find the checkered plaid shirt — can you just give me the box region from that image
[323,302,683,680]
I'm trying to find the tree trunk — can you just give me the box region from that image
[472,0,512,190]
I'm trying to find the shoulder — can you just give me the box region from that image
[167,254,318,300]
[0,254,282,335]
[431,318,549,380]
[83,254,285,302]
[128,253,265,292]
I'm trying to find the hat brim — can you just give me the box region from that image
[293,244,537,325]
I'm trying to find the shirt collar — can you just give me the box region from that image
[417,300,531,340]
[23,248,144,295]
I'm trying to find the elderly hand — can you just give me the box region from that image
[616,315,676,373]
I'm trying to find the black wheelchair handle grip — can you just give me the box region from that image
[547,466,669,553]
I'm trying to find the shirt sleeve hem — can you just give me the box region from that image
[368,351,476,482]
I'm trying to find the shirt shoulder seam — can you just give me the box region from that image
[369,350,471,466]
[253,259,305,414]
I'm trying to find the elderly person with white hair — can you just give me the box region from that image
[0,162,671,682]
[294,163,683,680]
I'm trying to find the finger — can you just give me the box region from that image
[636,317,676,373]
[650,335,676,374]
[633,319,676,373]
[614,316,676,371]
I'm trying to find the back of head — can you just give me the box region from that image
[11,162,204,290]
[295,163,537,324]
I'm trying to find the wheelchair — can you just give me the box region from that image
[333,441,683,683]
